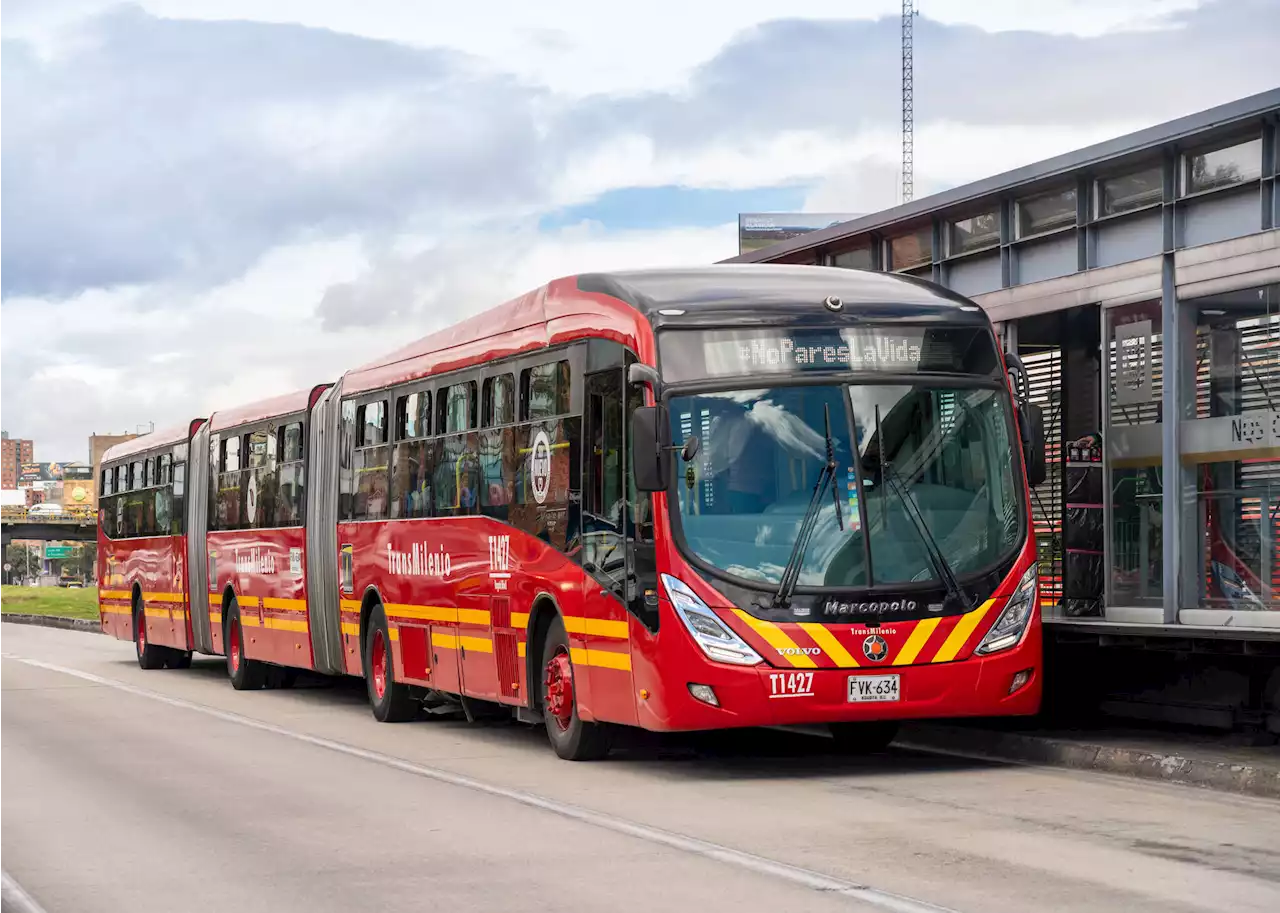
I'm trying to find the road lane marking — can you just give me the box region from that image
[2,870,49,913]
[4,653,958,913]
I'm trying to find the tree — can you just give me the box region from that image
[4,542,41,584]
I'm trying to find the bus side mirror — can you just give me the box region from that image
[632,405,670,492]
[1020,402,1047,488]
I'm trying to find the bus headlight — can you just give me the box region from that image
[975,564,1038,656]
[662,574,763,666]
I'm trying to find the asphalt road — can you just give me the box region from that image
[3,624,1279,913]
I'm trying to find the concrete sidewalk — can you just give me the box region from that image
[898,721,1280,799]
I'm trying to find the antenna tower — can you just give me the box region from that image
[901,0,915,203]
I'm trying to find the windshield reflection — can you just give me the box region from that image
[669,383,1022,589]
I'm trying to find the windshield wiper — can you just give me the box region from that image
[773,405,841,608]
[874,406,974,613]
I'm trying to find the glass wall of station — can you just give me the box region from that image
[1102,285,1280,625]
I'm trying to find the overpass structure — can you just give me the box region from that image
[2,508,97,548]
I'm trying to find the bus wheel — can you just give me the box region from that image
[225,600,265,691]
[540,616,610,761]
[134,602,166,670]
[829,721,899,754]
[165,650,193,670]
[365,604,416,722]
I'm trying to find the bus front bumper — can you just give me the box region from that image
[640,623,1042,732]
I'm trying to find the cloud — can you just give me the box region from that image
[1,5,549,298]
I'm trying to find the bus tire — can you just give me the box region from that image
[365,604,416,723]
[225,600,266,691]
[134,601,166,670]
[166,649,193,670]
[539,615,610,761]
[829,721,899,754]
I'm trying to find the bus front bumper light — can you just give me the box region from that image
[975,565,1038,656]
[662,574,763,667]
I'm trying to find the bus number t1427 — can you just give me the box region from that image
[769,671,814,698]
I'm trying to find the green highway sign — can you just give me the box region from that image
[44,545,76,559]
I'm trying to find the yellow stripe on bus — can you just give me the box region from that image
[99,589,130,600]
[340,622,360,636]
[894,617,942,666]
[384,604,491,626]
[263,617,308,633]
[458,635,493,653]
[731,610,818,668]
[99,605,131,616]
[511,611,530,628]
[931,600,995,663]
[517,642,527,657]
[570,647,631,671]
[432,631,459,650]
[797,623,859,668]
[562,616,629,639]
[262,596,307,612]
[209,612,222,624]
[144,591,185,603]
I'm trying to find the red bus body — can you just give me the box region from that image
[99,266,1043,755]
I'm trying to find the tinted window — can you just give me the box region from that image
[948,211,999,255]
[1017,188,1076,238]
[247,429,271,468]
[223,437,240,473]
[522,361,570,420]
[358,401,387,447]
[483,374,515,426]
[396,392,431,439]
[280,422,304,462]
[1097,165,1163,216]
[442,383,475,433]
[1184,137,1263,195]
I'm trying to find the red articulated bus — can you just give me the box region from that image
[100,265,1048,759]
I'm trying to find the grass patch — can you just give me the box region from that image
[1,585,100,620]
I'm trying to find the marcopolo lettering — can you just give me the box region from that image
[823,598,918,617]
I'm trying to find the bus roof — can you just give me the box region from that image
[101,423,196,463]
[341,265,985,396]
[341,279,646,396]
[576,264,982,323]
[209,389,313,433]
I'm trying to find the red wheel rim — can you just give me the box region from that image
[543,647,574,732]
[136,614,146,651]
[229,619,241,674]
[371,629,387,700]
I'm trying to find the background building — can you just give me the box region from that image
[90,432,138,509]
[2,432,35,490]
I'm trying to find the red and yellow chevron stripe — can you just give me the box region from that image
[725,600,999,669]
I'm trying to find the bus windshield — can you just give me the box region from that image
[666,382,1024,589]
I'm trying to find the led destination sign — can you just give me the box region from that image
[658,326,1000,383]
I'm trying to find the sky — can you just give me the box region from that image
[3,0,1278,460]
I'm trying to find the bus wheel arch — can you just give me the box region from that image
[357,586,385,664]
[526,593,561,713]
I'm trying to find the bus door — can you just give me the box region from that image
[580,368,637,725]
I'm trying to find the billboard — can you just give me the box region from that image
[18,462,92,483]
[738,213,862,255]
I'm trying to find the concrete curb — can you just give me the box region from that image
[2,613,102,634]
[898,723,1280,800]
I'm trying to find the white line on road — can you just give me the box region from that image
[2,870,49,913]
[6,653,958,913]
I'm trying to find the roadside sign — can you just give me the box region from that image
[44,545,75,559]
[3,563,10,571]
